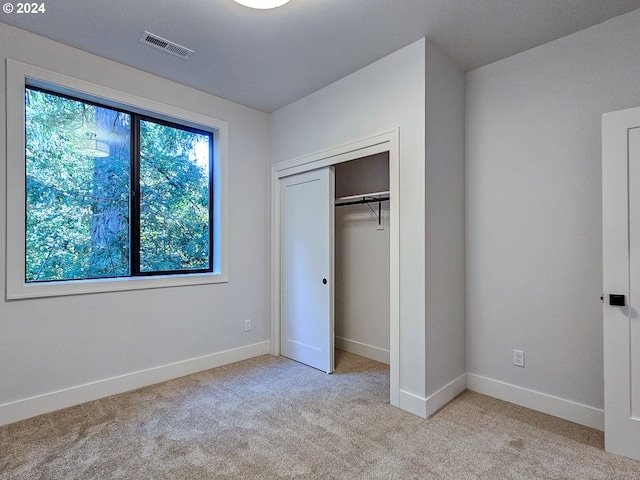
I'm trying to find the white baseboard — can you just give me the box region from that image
[426,373,468,417]
[399,389,427,418]
[335,336,390,364]
[2,346,604,432]
[466,373,604,431]
[0,341,271,427]
[398,373,467,419]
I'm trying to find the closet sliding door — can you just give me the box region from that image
[280,166,334,373]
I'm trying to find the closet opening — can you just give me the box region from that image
[334,152,390,365]
[272,129,400,407]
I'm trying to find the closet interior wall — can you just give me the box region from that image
[334,153,390,364]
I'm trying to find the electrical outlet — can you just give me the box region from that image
[513,349,525,367]
[244,319,251,332]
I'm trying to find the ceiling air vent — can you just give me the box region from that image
[139,31,194,60]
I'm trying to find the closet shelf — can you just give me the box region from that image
[335,191,389,225]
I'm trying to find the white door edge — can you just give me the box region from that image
[602,106,640,461]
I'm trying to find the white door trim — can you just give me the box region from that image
[271,130,400,407]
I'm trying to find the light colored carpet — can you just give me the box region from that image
[1,351,639,479]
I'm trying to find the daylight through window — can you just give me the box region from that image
[25,87,214,283]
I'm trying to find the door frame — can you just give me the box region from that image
[271,130,400,407]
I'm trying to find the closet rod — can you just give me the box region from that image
[335,196,389,208]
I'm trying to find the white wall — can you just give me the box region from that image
[271,39,428,411]
[424,41,466,397]
[271,39,466,416]
[335,205,390,363]
[0,24,271,424]
[465,9,640,429]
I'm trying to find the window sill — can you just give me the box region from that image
[6,272,228,300]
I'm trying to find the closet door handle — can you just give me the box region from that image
[609,294,626,307]
[322,278,327,285]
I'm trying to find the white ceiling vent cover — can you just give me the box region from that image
[139,31,194,59]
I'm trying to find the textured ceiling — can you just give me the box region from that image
[1,0,639,112]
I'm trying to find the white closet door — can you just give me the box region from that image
[280,167,334,373]
[603,106,640,461]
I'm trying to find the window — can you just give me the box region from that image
[26,87,213,282]
[6,60,228,299]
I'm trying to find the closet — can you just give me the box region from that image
[334,152,390,364]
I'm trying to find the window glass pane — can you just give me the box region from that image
[139,119,211,273]
[25,88,131,282]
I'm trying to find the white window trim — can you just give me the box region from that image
[6,59,229,299]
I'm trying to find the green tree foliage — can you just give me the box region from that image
[25,89,131,282]
[25,88,211,282]
[139,120,210,272]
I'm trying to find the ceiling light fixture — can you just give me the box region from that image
[233,0,290,9]
[76,139,110,158]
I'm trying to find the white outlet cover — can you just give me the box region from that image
[513,349,525,367]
